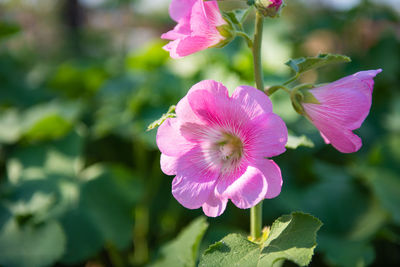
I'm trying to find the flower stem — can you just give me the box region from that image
[251,202,263,239]
[252,11,264,91]
[250,11,264,240]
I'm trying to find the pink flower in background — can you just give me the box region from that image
[157,80,288,217]
[162,0,229,59]
[302,69,382,153]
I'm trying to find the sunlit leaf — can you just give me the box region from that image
[199,212,322,267]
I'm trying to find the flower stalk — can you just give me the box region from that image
[250,10,265,240]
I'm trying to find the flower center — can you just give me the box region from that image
[216,133,243,163]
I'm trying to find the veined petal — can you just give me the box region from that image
[308,83,371,130]
[231,85,273,118]
[190,0,224,37]
[156,118,194,156]
[174,36,220,58]
[217,165,268,209]
[311,116,362,153]
[245,113,288,158]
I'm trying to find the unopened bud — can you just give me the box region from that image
[255,0,284,18]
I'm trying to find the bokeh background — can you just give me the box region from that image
[0,0,399,266]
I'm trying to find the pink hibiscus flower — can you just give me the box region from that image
[302,69,382,153]
[156,80,288,217]
[161,0,230,59]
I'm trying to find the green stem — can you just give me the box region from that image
[250,11,265,240]
[282,73,300,86]
[252,11,264,91]
[251,202,263,239]
[237,31,253,48]
[266,85,291,96]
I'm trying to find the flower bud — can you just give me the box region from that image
[254,0,284,18]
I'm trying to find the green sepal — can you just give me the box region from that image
[214,20,236,48]
[302,91,320,104]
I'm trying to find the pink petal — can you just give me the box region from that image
[176,80,229,124]
[161,16,191,40]
[172,175,216,209]
[245,113,288,158]
[190,0,225,37]
[160,154,178,175]
[156,118,194,157]
[202,192,228,217]
[187,88,232,126]
[162,40,181,59]
[256,159,283,199]
[309,83,371,130]
[217,165,268,209]
[311,116,362,153]
[172,146,219,209]
[174,35,219,58]
[231,85,273,119]
[169,0,196,22]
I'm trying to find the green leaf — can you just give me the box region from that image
[285,53,351,74]
[0,22,20,40]
[199,234,259,267]
[147,105,176,131]
[286,134,314,149]
[20,101,82,143]
[199,212,322,267]
[0,109,21,144]
[0,219,66,267]
[318,234,375,267]
[150,216,209,267]
[81,164,144,249]
[7,129,84,183]
[364,168,400,224]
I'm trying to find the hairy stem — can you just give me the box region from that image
[250,11,264,240]
[252,11,264,91]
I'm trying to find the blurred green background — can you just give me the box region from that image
[0,0,399,266]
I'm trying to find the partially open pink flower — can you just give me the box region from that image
[157,80,288,217]
[302,69,382,153]
[162,0,230,59]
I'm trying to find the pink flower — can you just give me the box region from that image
[302,69,382,153]
[161,0,230,59]
[156,80,288,217]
